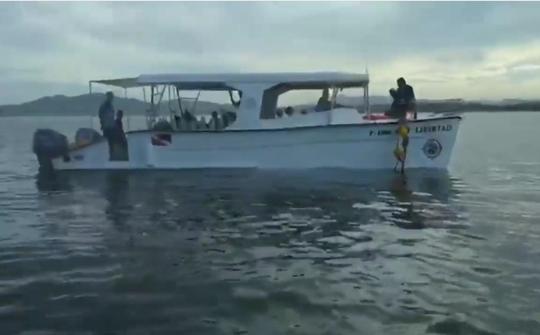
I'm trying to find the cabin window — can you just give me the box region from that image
[162,89,240,116]
[154,88,240,131]
[259,85,335,119]
[335,87,368,111]
[260,84,368,119]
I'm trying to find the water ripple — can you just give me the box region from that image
[1,115,540,334]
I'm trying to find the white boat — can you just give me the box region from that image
[34,72,461,171]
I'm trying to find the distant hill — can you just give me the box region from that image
[0,93,230,117]
[1,93,540,117]
[331,95,540,113]
[0,93,146,116]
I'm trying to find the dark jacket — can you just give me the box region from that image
[388,84,416,118]
[115,118,127,146]
[99,101,115,130]
[396,85,415,105]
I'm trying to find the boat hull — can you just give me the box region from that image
[52,116,461,170]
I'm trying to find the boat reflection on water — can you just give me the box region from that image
[31,169,469,334]
[35,168,463,232]
[386,172,462,230]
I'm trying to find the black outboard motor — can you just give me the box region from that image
[32,129,70,171]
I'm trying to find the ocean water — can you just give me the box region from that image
[0,113,539,335]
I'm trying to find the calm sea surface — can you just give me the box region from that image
[1,113,539,335]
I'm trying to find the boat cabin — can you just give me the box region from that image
[89,72,370,131]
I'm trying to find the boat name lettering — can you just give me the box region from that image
[369,124,452,137]
[415,124,452,133]
[369,129,392,136]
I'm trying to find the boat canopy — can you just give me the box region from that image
[90,77,139,89]
[89,72,370,129]
[89,72,369,90]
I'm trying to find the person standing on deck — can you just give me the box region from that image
[114,110,128,159]
[98,91,116,159]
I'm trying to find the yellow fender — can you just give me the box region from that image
[398,125,409,139]
[394,124,410,172]
[393,147,405,162]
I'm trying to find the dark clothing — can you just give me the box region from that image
[115,119,127,146]
[102,127,115,159]
[109,118,128,161]
[388,84,416,119]
[396,84,415,105]
[98,99,117,160]
[99,101,115,131]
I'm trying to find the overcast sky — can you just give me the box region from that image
[1,1,539,104]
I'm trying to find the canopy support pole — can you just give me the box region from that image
[364,84,370,115]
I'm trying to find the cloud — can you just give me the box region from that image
[0,2,540,103]
[512,64,540,72]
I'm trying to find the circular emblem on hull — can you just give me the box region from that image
[423,139,442,159]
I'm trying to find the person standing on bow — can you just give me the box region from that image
[98,91,116,159]
[388,77,416,119]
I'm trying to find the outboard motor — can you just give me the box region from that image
[32,129,70,171]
